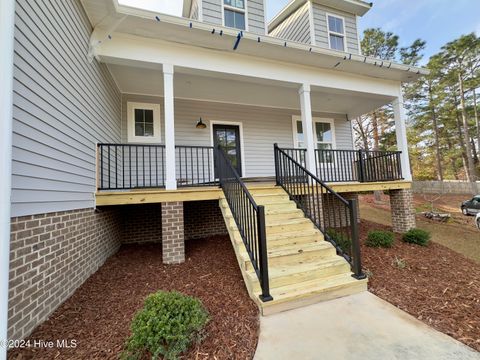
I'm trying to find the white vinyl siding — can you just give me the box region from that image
[269,2,311,44]
[11,0,121,217]
[312,4,360,54]
[122,95,353,177]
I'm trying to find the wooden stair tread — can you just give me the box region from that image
[266,257,349,279]
[267,240,333,256]
[259,274,367,304]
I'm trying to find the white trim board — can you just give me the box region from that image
[209,120,247,177]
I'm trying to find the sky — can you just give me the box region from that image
[120,0,480,62]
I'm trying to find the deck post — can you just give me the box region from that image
[298,84,316,174]
[393,92,412,181]
[163,64,177,190]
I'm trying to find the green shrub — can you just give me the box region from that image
[365,230,394,248]
[326,229,351,254]
[402,228,431,246]
[122,291,209,360]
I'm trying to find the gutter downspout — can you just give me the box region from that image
[0,0,15,356]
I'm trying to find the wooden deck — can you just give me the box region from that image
[95,181,411,206]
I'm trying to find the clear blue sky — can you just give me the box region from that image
[122,0,480,62]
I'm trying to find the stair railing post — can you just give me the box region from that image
[349,199,366,280]
[358,150,366,183]
[257,205,273,302]
[274,143,280,186]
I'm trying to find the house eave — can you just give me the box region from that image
[85,0,428,83]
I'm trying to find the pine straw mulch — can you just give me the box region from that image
[361,220,480,352]
[8,236,259,360]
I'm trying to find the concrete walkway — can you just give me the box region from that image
[254,292,480,360]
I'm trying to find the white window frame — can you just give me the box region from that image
[292,116,336,150]
[127,102,162,144]
[222,0,249,31]
[326,13,347,52]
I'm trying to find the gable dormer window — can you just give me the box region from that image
[327,14,346,51]
[223,0,246,30]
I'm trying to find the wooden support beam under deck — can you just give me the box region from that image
[95,181,411,206]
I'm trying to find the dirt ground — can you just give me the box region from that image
[359,193,480,263]
[8,236,259,360]
[360,219,480,352]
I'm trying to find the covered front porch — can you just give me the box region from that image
[94,65,412,205]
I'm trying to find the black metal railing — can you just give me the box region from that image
[97,143,165,190]
[176,145,217,187]
[217,146,273,302]
[282,148,307,166]
[274,144,365,280]
[313,149,403,183]
[97,144,221,190]
[356,150,402,182]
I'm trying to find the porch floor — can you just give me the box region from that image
[95,180,411,206]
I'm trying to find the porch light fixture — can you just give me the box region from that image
[196,117,207,129]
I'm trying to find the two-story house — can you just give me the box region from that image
[0,0,427,349]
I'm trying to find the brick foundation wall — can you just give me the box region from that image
[184,200,227,240]
[389,189,416,233]
[122,204,162,244]
[161,202,185,264]
[322,192,360,227]
[8,207,122,341]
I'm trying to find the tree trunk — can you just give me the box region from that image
[428,82,443,180]
[453,91,470,180]
[459,73,478,181]
[471,138,479,165]
[473,87,480,157]
[445,136,459,179]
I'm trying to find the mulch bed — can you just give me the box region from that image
[361,220,480,352]
[8,236,259,360]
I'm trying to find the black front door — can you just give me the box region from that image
[213,124,242,177]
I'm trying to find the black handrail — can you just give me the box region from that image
[312,148,403,183]
[97,144,220,190]
[274,144,366,280]
[176,145,217,187]
[216,146,273,302]
[97,143,166,190]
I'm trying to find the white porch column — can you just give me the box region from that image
[0,0,15,354]
[299,84,316,173]
[163,64,177,190]
[393,92,412,181]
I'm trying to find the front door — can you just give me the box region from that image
[213,124,242,177]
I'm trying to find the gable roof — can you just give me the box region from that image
[269,0,372,33]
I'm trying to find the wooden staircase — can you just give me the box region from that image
[220,184,367,315]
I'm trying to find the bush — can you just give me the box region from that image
[326,229,351,254]
[402,228,431,246]
[123,291,209,360]
[365,230,394,248]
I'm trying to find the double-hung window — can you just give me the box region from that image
[127,102,161,143]
[293,117,335,163]
[223,0,246,30]
[327,14,346,51]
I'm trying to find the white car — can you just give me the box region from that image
[476,213,480,230]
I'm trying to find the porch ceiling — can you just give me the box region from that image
[108,63,395,118]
